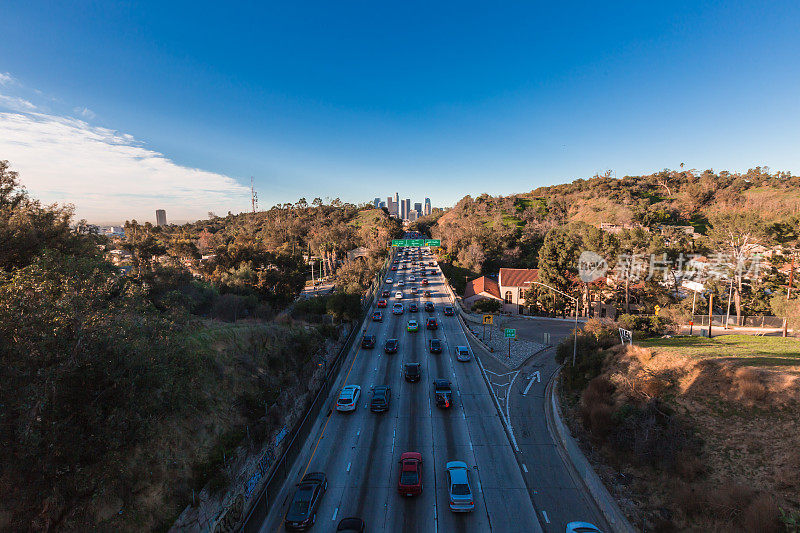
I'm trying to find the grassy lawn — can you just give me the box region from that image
[639,334,800,368]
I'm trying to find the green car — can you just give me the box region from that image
[407,319,419,332]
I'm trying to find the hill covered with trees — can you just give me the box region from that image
[428,167,799,320]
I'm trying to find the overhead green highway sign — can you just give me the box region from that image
[391,239,442,247]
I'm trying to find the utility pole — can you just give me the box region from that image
[725,278,734,329]
[784,254,795,338]
[708,292,714,339]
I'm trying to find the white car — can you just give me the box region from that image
[409,276,416,282]
[565,523,603,533]
[395,291,403,299]
[336,385,361,412]
[455,346,471,362]
[385,278,393,284]
[446,461,474,512]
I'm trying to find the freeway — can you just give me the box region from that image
[259,247,541,532]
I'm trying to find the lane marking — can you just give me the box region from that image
[332,507,338,521]
[522,463,528,473]
[522,374,538,396]
[346,462,351,472]
[542,510,550,523]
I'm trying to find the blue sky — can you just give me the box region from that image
[1,1,799,223]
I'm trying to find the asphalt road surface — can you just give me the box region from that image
[259,249,542,533]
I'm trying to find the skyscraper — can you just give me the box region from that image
[373,197,381,208]
[414,202,422,217]
[155,209,167,226]
[404,199,411,220]
[387,196,396,216]
[424,198,431,216]
[400,198,407,219]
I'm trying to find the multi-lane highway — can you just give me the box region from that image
[259,246,542,532]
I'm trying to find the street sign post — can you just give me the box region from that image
[482,314,493,339]
[504,328,516,359]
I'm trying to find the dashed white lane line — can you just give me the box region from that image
[542,510,550,523]
[332,507,339,521]
[522,463,528,473]
[346,462,351,472]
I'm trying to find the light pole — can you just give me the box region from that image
[530,281,580,366]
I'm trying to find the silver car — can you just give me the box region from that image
[455,346,471,362]
[446,461,474,512]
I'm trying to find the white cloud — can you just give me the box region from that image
[0,94,38,112]
[0,72,18,86]
[74,106,96,119]
[0,112,250,223]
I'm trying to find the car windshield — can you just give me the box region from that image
[400,470,418,485]
[431,340,440,347]
[451,483,470,495]
[289,490,312,515]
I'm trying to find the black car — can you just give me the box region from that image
[403,362,421,382]
[372,311,383,322]
[426,318,438,330]
[285,472,327,531]
[443,306,454,316]
[424,302,435,312]
[429,338,442,354]
[337,517,366,532]
[382,289,390,297]
[409,303,418,312]
[361,334,376,349]
[370,385,391,412]
[384,338,399,354]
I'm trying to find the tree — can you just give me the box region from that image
[708,213,766,324]
[537,226,580,315]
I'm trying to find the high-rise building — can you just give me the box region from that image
[373,197,381,208]
[409,210,418,221]
[394,192,399,209]
[404,199,411,220]
[414,202,422,217]
[424,198,431,216]
[155,209,167,226]
[379,201,387,209]
[387,196,396,216]
[400,198,407,219]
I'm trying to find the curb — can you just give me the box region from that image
[544,370,637,533]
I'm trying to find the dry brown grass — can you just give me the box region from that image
[577,342,800,531]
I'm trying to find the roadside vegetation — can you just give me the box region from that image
[558,320,800,531]
[0,160,396,531]
[429,168,799,321]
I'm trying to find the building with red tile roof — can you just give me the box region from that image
[463,276,502,309]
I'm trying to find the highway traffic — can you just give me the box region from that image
[259,245,541,532]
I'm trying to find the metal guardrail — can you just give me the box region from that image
[239,252,392,532]
[688,315,787,328]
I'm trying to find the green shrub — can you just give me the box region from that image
[471,298,502,313]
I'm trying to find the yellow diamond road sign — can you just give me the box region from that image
[482,314,493,325]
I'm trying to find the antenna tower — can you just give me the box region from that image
[251,176,259,213]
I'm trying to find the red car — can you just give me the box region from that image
[398,452,423,496]
[421,279,429,285]
[391,266,397,271]
[377,299,387,308]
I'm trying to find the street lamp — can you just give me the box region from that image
[530,281,580,366]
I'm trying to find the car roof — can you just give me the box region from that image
[301,471,326,483]
[434,378,450,386]
[457,345,468,351]
[446,462,469,482]
[430,338,441,343]
[341,385,360,395]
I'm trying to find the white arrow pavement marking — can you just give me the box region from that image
[522,371,540,396]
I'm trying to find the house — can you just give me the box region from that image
[498,268,539,314]
[463,277,502,309]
